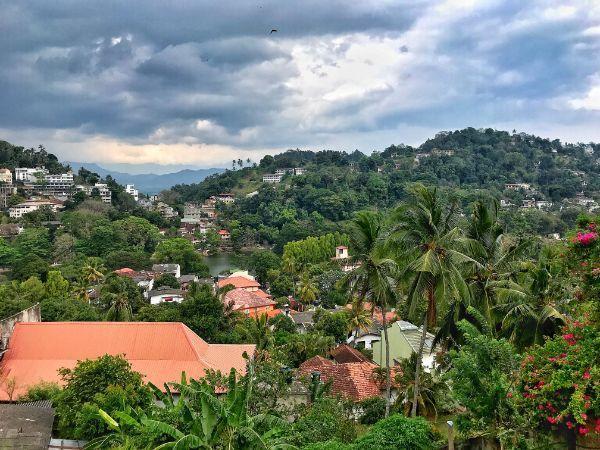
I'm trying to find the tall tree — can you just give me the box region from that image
[342,210,397,416]
[391,184,476,417]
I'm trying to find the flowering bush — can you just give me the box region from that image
[573,231,598,247]
[519,320,599,439]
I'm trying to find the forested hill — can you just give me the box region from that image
[0,140,69,173]
[170,128,598,219]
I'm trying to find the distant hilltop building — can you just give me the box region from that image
[263,173,283,183]
[75,182,112,204]
[9,199,64,218]
[125,184,139,201]
[15,167,48,183]
[0,168,12,184]
[505,183,531,191]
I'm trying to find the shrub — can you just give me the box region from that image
[54,354,152,439]
[519,320,599,443]
[291,398,357,446]
[303,441,351,450]
[18,381,61,402]
[352,414,434,450]
[357,397,386,425]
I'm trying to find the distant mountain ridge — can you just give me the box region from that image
[67,162,223,193]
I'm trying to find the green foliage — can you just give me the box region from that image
[247,249,281,284]
[290,398,357,446]
[447,321,521,441]
[18,381,61,402]
[357,397,387,425]
[153,273,179,289]
[313,309,350,343]
[152,237,209,275]
[283,232,349,268]
[55,355,152,440]
[352,414,434,450]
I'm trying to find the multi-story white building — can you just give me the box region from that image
[505,183,532,191]
[75,183,112,203]
[0,169,12,184]
[263,173,283,183]
[9,200,64,218]
[125,184,139,201]
[15,167,48,183]
[39,172,74,197]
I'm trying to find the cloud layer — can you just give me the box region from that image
[1,0,599,167]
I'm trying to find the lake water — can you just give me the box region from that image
[203,253,239,276]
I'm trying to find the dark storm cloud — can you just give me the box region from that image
[0,0,599,164]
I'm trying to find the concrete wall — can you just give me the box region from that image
[0,303,41,351]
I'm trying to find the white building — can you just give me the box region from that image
[536,200,553,210]
[505,183,532,191]
[39,172,74,197]
[263,173,283,183]
[9,200,64,218]
[213,193,235,204]
[125,184,139,201]
[15,167,48,183]
[0,169,12,184]
[294,167,305,175]
[148,287,185,305]
[75,183,112,203]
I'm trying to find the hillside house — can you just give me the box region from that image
[521,199,536,208]
[0,322,254,400]
[15,167,48,183]
[505,183,531,191]
[373,320,440,370]
[148,287,185,305]
[217,275,261,292]
[214,193,235,204]
[223,288,278,318]
[9,199,64,218]
[75,182,112,203]
[152,263,181,278]
[125,184,139,201]
[262,173,283,183]
[0,168,12,184]
[218,229,231,240]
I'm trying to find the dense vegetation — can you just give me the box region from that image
[0,130,599,449]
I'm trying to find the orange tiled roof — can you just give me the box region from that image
[114,267,137,276]
[0,322,254,401]
[299,356,381,401]
[217,276,260,289]
[224,288,277,311]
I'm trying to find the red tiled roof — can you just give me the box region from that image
[114,268,137,276]
[330,344,370,364]
[249,308,283,319]
[224,288,277,311]
[217,276,260,289]
[0,322,254,401]
[299,356,381,401]
[218,229,230,235]
[253,289,272,299]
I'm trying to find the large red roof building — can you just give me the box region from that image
[298,355,382,402]
[0,322,254,400]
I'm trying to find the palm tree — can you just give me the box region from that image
[72,280,91,303]
[282,256,298,297]
[497,262,564,350]
[296,272,318,306]
[347,297,373,340]
[236,314,274,356]
[465,200,530,334]
[81,260,105,285]
[341,210,398,417]
[105,293,132,321]
[391,184,478,417]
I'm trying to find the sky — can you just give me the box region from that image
[1,0,599,171]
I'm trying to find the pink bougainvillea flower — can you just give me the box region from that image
[566,421,574,429]
[583,371,591,379]
[578,426,589,435]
